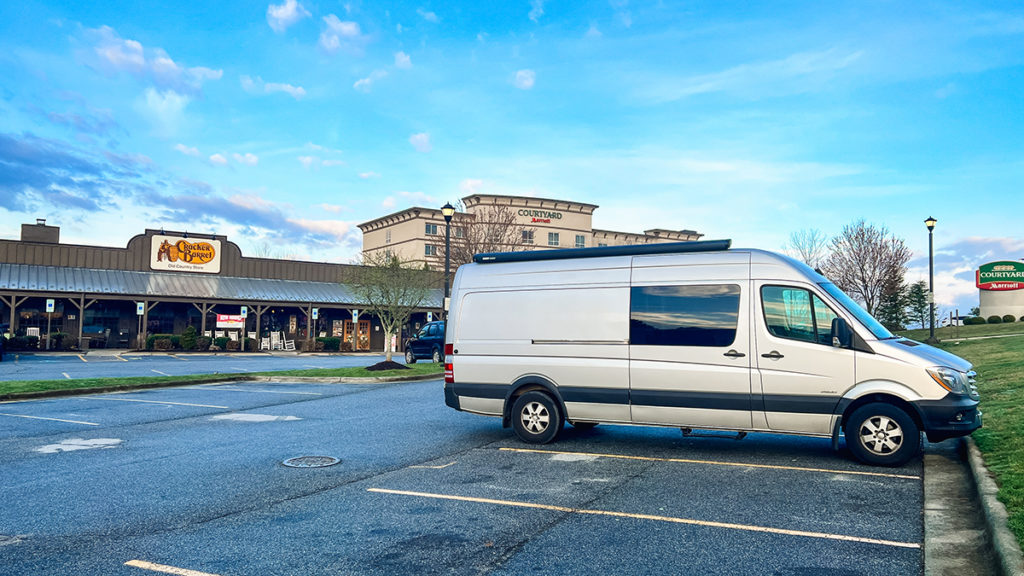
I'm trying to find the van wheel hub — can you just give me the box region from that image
[859,416,903,455]
[521,402,550,433]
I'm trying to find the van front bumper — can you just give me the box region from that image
[915,394,982,442]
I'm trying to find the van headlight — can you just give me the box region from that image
[927,367,968,395]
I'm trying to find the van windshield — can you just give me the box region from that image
[818,282,895,340]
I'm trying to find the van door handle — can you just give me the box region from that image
[723,350,746,358]
[761,351,785,360]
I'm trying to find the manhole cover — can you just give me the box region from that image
[283,456,341,468]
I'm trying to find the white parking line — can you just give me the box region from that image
[78,354,88,363]
[500,448,921,480]
[125,559,221,576]
[152,370,170,376]
[169,355,188,362]
[230,367,251,372]
[368,488,920,549]
[63,373,71,379]
[80,397,229,409]
[188,386,321,396]
[0,412,99,426]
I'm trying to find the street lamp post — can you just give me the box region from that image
[925,216,937,343]
[441,202,456,318]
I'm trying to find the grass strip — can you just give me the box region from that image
[934,334,1024,549]
[0,362,443,399]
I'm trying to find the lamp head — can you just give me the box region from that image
[924,216,937,231]
[440,202,456,221]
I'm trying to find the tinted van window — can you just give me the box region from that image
[630,285,740,347]
[762,285,840,345]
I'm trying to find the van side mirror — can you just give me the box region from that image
[831,318,852,348]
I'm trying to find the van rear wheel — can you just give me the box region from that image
[405,349,416,364]
[511,391,563,444]
[432,347,442,363]
[844,402,920,466]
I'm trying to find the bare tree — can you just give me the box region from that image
[783,229,828,269]
[346,252,437,362]
[820,220,912,315]
[447,201,535,266]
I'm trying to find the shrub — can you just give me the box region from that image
[153,338,173,351]
[964,316,986,326]
[196,336,212,351]
[225,339,240,351]
[6,336,38,350]
[61,334,79,350]
[987,315,1003,324]
[317,337,341,352]
[180,326,198,351]
[50,332,67,350]
[1002,314,1016,323]
[146,333,179,350]
[213,336,230,349]
[341,340,353,352]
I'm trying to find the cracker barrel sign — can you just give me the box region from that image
[976,261,1024,291]
[150,234,222,274]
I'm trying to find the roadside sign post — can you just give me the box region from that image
[312,308,319,344]
[136,302,145,350]
[240,306,248,351]
[351,309,359,350]
[45,299,54,350]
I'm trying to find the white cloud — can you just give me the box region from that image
[611,0,632,28]
[287,218,353,241]
[320,15,365,54]
[241,75,306,100]
[265,82,306,99]
[87,27,221,96]
[140,88,190,137]
[359,171,381,179]
[174,143,200,157]
[409,132,432,153]
[417,8,439,23]
[233,153,259,166]
[395,51,412,69]
[354,70,388,92]
[210,153,228,165]
[529,0,544,22]
[637,48,864,103]
[298,156,317,169]
[267,0,311,33]
[397,23,404,34]
[460,178,484,194]
[322,159,346,167]
[382,197,396,209]
[585,23,602,38]
[318,203,345,213]
[398,190,437,205]
[514,69,536,90]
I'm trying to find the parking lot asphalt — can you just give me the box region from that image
[0,350,387,382]
[0,377,933,575]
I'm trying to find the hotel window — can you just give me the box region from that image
[548,232,559,247]
[522,230,534,244]
[425,223,438,235]
[385,230,391,244]
[598,243,608,247]
[575,234,585,248]
[455,227,465,239]
[424,245,438,256]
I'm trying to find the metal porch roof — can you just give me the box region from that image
[0,263,443,307]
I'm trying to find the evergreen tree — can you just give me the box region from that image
[875,278,908,331]
[905,281,930,329]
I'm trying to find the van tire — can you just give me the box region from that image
[844,403,920,466]
[432,347,442,363]
[405,349,416,364]
[511,391,563,444]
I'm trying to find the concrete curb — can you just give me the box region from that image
[967,437,1024,576]
[0,373,442,402]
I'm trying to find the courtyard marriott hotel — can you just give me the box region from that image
[359,193,703,268]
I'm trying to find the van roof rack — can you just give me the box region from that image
[473,239,732,264]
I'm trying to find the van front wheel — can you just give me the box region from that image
[511,391,563,444]
[405,349,416,364]
[844,403,920,466]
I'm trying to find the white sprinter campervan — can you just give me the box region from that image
[442,240,981,466]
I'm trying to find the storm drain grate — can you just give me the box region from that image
[283,456,341,468]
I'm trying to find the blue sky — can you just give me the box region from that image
[1,0,1022,315]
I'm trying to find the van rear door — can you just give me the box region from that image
[753,282,855,434]
[628,253,753,429]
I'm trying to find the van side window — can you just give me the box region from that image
[630,285,740,347]
[761,286,840,345]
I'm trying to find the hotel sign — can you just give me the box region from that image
[151,234,222,274]
[977,261,1024,291]
[518,209,563,224]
